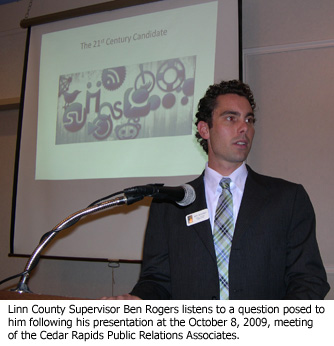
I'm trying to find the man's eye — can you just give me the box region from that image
[226,116,235,122]
[246,117,256,124]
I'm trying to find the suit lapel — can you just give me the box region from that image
[188,174,217,264]
[233,166,271,243]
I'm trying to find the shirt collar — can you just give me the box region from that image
[204,162,248,193]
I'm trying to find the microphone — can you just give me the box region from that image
[123,184,196,206]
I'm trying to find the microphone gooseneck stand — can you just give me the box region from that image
[6,183,195,294]
[12,194,141,294]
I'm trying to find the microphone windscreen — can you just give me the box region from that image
[177,184,196,206]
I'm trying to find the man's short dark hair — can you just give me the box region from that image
[195,80,256,154]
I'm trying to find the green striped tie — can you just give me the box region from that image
[213,178,234,299]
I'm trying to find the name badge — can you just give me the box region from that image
[186,209,209,226]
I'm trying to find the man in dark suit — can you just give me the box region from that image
[109,80,330,300]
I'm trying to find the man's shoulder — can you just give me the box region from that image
[245,165,306,198]
[246,166,312,207]
[246,165,299,187]
[187,172,205,186]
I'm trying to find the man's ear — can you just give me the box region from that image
[197,121,210,139]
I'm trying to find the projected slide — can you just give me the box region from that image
[13,0,240,261]
[36,2,218,180]
[56,56,196,144]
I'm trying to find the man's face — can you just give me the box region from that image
[197,93,255,175]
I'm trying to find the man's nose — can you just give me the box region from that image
[238,119,248,133]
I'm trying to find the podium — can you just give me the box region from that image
[0,290,86,300]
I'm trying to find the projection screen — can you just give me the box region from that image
[11,0,241,261]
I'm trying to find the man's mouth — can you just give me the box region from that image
[234,139,248,146]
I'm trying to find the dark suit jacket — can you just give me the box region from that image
[131,166,330,300]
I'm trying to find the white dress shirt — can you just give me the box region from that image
[204,162,248,230]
